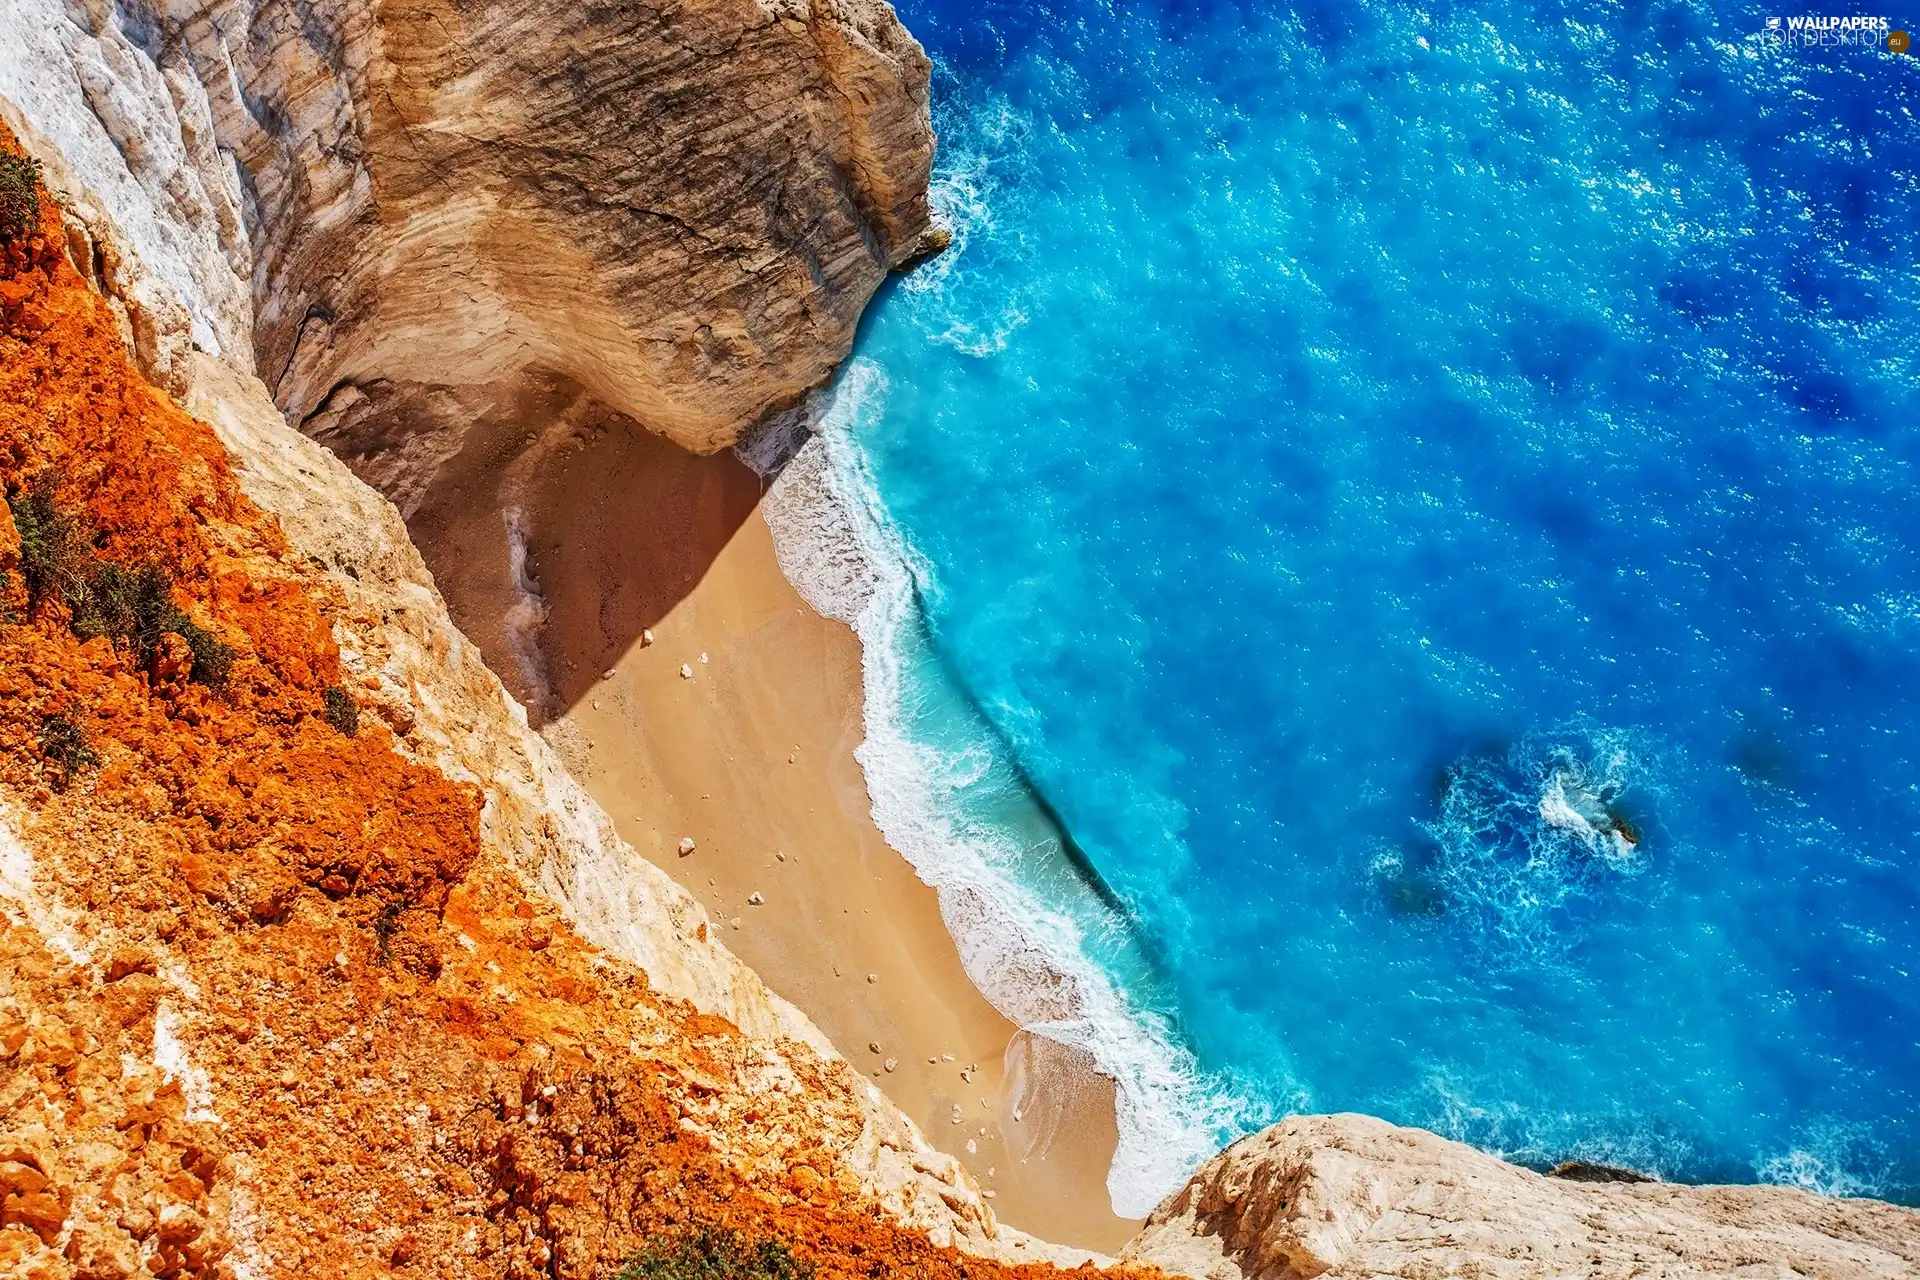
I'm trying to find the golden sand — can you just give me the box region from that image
[417,431,1140,1251]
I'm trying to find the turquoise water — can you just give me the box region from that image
[816,0,1920,1212]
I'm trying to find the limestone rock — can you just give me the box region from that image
[4,0,937,468]
[1122,1114,1920,1280]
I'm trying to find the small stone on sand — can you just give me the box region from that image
[699,651,709,664]
[601,669,614,680]
[729,917,742,930]
[965,1139,977,1154]
[941,1053,954,1062]
[950,1105,964,1125]
[679,663,693,679]
[788,753,797,764]
[868,1042,881,1054]
[678,836,696,856]
[591,700,600,710]
[884,1058,897,1072]
[866,973,878,984]
[982,1190,996,1200]
[640,628,653,646]
[747,891,764,905]
[775,851,786,862]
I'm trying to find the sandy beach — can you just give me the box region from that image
[415,426,1142,1251]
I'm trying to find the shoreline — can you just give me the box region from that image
[511,437,1143,1250]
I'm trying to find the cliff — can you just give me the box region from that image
[2,0,936,451]
[1124,1114,1920,1280]
[0,125,1102,1278]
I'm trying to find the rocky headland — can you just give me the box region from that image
[0,2,1915,1278]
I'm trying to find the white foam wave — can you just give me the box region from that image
[1417,724,1659,965]
[1758,1120,1891,1199]
[763,359,1246,1216]
[894,89,1037,358]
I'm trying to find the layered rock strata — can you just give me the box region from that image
[1123,1114,1920,1280]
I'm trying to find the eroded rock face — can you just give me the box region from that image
[6,0,937,468]
[1122,1114,1920,1280]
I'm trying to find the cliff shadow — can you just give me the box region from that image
[388,368,762,724]
[521,414,763,717]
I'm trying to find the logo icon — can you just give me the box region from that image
[1767,15,1782,28]
[1891,28,1912,51]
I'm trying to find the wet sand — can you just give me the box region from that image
[502,437,1143,1251]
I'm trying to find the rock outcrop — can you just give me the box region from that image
[1123,1114,1920,1280]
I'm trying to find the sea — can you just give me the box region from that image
[763,0,1920,1217]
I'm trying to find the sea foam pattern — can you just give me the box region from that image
[764,368,1262,1215]
[783,0,1920,1211]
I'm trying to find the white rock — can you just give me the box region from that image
[677,836,696,856]
[699,651,709,664]
[680,663,694,679]
[746,891,764,905]
[1123,1114,1920,1280]
[640,628,653,646]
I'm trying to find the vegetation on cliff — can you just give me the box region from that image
[0,153,38,242]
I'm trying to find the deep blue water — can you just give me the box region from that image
[832,0,1920,1210]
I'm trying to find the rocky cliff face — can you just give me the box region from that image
[1123,1114,1920,1280]
[3,0,939,698]
[0,128,1104,1278]
[5,0,937,451]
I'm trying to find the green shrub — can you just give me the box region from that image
[616,1229,813,1280]
[9,473,92,610]
[73,560,174,653]
[38,712,99,790]
[7,474,235,687]
[0,153,41,243]
[322,684,360,737]
[177,616,235,688]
